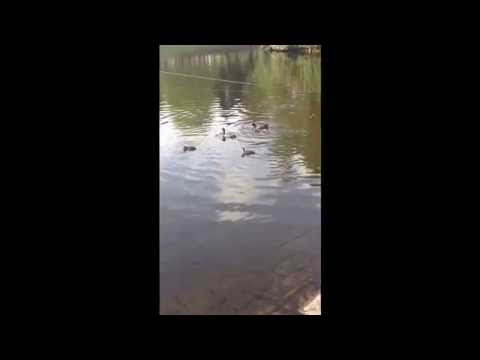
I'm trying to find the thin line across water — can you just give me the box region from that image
[160,70,257,86]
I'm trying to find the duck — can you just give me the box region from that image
[252,122,269,130]
[222,128,237,139]
[251,123,261,133]
[183,146,196,152]
[242,147,255,157]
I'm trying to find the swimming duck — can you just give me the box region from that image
[183,146,196,152]
[252,123,269,130]
[251,123,261,133]
[242,147,255,156]
[222,128,237,139]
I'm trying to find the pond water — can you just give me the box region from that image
[160,45,321,315]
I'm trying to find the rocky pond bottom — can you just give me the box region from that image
[160,218,320,315]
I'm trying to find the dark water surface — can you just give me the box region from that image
[160,46,321,315]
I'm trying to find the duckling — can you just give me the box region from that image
[183,146,196,152]
[242,147,255,157]
[222,128,237,139]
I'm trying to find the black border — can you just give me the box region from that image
[26,32,429,326]
[153,42,160,318]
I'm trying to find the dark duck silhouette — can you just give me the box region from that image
[242,147,255,157]
[183,146,196,152]
[222,128,237,139]
[252,122,269,131]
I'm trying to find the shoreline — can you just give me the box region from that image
[263,45,321,54]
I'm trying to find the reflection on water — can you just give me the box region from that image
[160,45,321,314]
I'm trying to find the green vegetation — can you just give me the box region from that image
[160,45,253,58]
